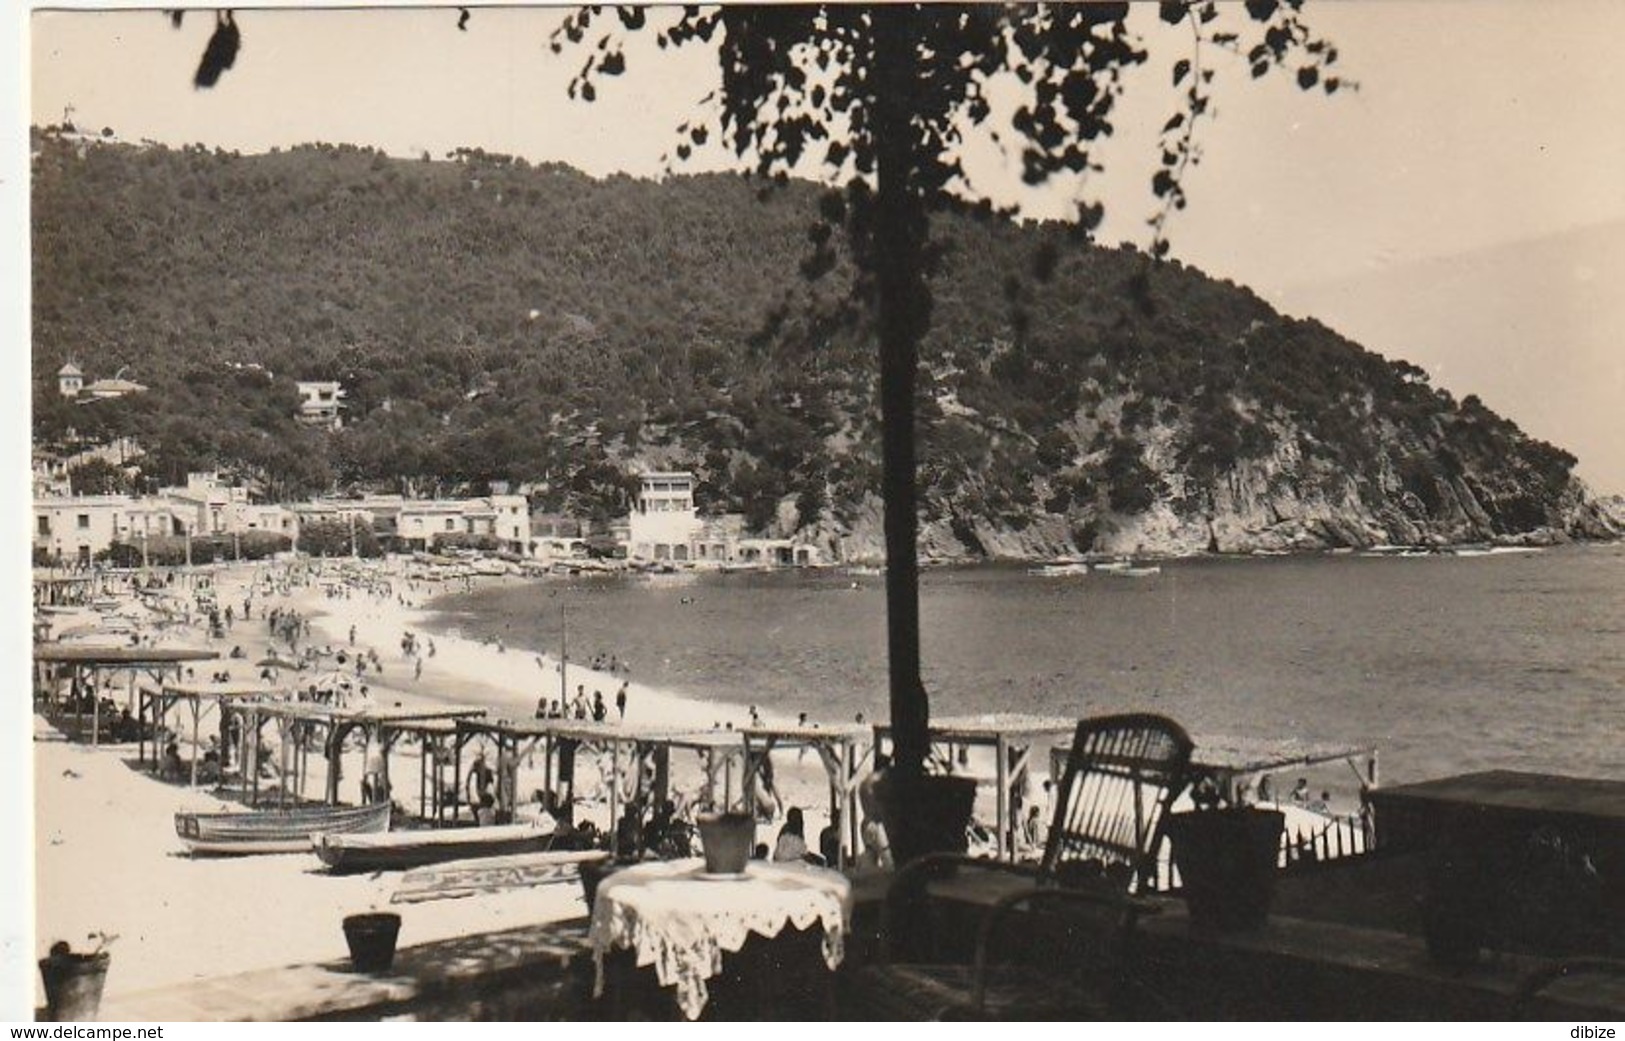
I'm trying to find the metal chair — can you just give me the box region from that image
[848,713,1194,1020]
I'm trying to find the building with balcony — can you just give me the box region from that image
[624,471,819,566]
[296,381,345,430]
[628,472,703,562]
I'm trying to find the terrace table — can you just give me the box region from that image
[1368,770,1625,956]
[1134,901,1625,1020]
[588,857,852,1019]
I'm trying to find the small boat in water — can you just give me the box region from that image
[1029,563,1091,577]
[176,801,390,856]
[1095,562,1162,577]
[314,822,559,874]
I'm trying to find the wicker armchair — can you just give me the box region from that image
[848,713,1194,1020]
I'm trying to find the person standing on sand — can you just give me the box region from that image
[348,624,356,646]
[414,656,424,681]
[591,690,607,722]
[615,682,628,720]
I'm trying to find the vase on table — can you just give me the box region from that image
[696,812,756,874]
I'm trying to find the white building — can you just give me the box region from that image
[33,496,129,566]
[296,381,345,430]
[390,495,529,554]
[56,363,148,401]
[625,471,820,566]
[628,472,703,562]
[162,472,247,535]
[82,376,148,400]
[33,495,188,565]
[57,363,83,398]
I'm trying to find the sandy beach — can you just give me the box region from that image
[32,558,853,1009]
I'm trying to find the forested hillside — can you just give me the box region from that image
[31,132,1618,557]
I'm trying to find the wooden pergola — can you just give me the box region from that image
[874,712,1078,861]
[241,702,485,808]
[233,701,348,808]
[33,644,220,747]
[32,572,103,607]
[139,681,289,787]
[738,724,874,868]
[450,719,748,835]
[370,708,489,820]
[381,716,462,823]
[1048,733,1380,803]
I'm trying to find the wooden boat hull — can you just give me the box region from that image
[176,801,390,856]
[314,824,556,874]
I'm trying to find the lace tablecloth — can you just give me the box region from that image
[588,857,853,1019]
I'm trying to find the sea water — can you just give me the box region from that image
[422,542,1625,786]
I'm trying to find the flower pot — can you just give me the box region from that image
[342,912,402,973]
[38,951,109,1022]
[696,812,755,875]
[873,772,979,869]
[1167,807,1286,931]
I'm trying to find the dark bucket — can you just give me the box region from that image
[1168,808,1286,931]
[696,812,756,874]
[342,913,402,973]
[38,951,109,1022]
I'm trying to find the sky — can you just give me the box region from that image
[17,0,1625,494]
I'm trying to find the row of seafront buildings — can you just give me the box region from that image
[31,472,529,566]
[33,470,820,569]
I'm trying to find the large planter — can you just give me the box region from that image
[1167,807,1286,931]
[342,912,402,973]
[38,950,109,1022]
[696,812,756,875]
[873,772,979,869]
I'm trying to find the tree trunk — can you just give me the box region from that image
[871,7,929,779]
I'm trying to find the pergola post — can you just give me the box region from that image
[452,729,467,824]
[607,740,620,846]
[380,727,400,807]
[652,744,670,808]
[138,689,151,765]
[419,733,430,822]
[543,734,555,808]
[278,716,291,809]
[188,696,201,788]
[847,742,863,867]
[90,670,100,748]
[325,721,344,805]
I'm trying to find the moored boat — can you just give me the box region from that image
[1028,563,1091,577]
[175,801,390,856]
[313,822,559,874]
